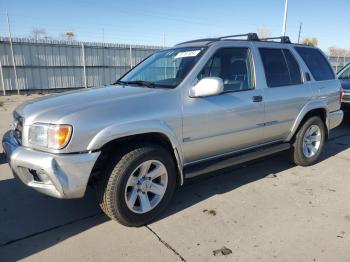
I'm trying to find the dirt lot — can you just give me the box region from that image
[1,94,350,262]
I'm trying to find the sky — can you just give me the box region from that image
[0,0,349,52]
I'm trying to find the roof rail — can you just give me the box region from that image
[260,36,291,43]
[219,33,260,41]
[175,38,219,45]
[176,32,260,46]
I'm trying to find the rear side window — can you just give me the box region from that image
[294,47,335,81]
[259,48,302,87]
[284,49,303,85]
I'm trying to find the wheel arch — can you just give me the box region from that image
[287,102,328,142]
[88,124,184,186]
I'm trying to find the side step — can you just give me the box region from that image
[184,143,290,179]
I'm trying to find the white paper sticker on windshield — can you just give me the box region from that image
[175,50,201,59]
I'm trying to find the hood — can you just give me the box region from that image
[15,85,165,124]
[340,79,350,90]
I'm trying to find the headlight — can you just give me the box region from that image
[28,123,72,149]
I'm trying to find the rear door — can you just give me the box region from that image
[253,43,313,141]
[294,46,340,112]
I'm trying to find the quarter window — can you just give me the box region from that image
[198,48,255,92]
[259,48,302,87]
[294,47,335,81]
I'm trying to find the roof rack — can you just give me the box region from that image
[260,36,291,43]
[176,33,292,46]
[176,32,260,46]
[219,33,260,41]
[176,38,219,45]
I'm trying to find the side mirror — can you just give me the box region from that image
[189,77,224,98]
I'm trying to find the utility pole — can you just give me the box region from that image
[0,60,5,95]
[297,22,303,44]
[282,0,289,36]
[162,32,165,48]
[7,12,20,95]
[102,28,105,42]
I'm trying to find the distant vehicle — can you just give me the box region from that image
[2,33,344,226]
[338,63,350,110]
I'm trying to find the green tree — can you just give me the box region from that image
[302,37,318,47]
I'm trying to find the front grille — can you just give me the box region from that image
[13,111,24,144]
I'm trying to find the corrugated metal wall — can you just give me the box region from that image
[1,37,349,94]
[0,37,162,93]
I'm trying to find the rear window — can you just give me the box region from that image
[294,47,334,81]
[259,48,302,87]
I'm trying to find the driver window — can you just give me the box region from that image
[198,47,255,92]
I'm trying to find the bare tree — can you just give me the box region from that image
[31,28,47,40]
[256,26,271,39]
[302,37,318,47]
[328,46,350,57]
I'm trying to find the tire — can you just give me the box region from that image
[290,116,326,166]
[96,144,176,227]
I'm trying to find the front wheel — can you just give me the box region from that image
[96,144,177,227]
[290,116,326,166]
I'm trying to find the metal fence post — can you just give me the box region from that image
[0,60,5,95]
[129,45,133,69]
[7,14,19,94]
[81,43,87,88]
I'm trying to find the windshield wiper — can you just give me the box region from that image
[112,80,128,85]
[113,79,174,89]
[125,80,156,88]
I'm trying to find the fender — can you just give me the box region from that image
[87,120,185,185]
[285,99,328,142]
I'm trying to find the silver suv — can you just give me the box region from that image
[2,33,344,226]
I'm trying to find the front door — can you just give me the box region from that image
[182,46,265,164]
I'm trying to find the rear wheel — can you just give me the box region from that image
[96,144,176,227]
[290,116,326,166]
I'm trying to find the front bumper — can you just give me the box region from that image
[328,110,344,130]
[2,130,100,198]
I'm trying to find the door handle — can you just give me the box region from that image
[252,95,263,102]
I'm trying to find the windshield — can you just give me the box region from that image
[119,47,206,88]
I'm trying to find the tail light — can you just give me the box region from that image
[340,88,344,104]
